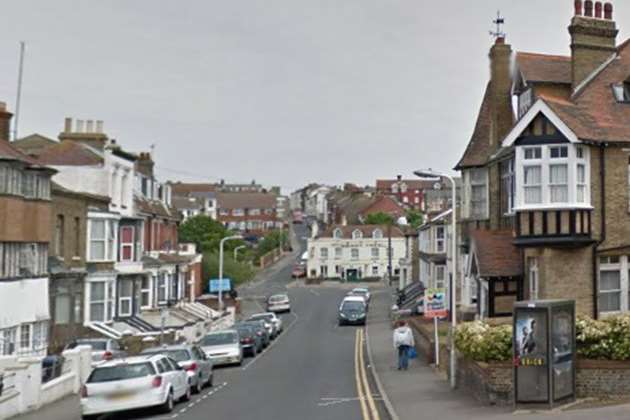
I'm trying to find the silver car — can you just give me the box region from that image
[140,344,213,393]
[199,330,243,366]
[248,312,283,337]
[65,338,127,363]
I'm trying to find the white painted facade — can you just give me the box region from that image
[307,231,405,280]
[305,186,332,222]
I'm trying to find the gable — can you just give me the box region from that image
[513,114,570,146]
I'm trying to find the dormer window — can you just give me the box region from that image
[612,82,630,103]
[352,229,363,239]
[333,228,343,239]
[372,229,383,239]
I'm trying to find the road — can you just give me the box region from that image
[22,223,386,420]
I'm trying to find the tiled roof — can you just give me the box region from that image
[135,196,180,220]
[454,83,493,169]
[359,195,405,217]
[515,52,572,85]
[470,229,521,278]
[172,196,203,210]
[12,134,58,156]
[216,192,276,210]
[0,140,42,165]
[318,224,404,239]
[170,182,216,196]
[539,40,630,144]
[37,140,103,166]
[51,181,110,203]
[376,179,430,191]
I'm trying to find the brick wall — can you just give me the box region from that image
[457,357,513,406]
[0,196,51,242]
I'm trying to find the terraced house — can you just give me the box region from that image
[457,1,630,319]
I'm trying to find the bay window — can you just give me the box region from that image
[515,144,590,209]
[88,217,118,261]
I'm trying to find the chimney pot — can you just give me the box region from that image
[76,119,85,133]
[64,117,72,132]
[86,120,94,133]
[584,0,593,16]
[397,174,402,181]
[595,2,602,18]
[604,2,613,19]
[575,0,583,15]
[495,36,505,45]
[96,120,103,133]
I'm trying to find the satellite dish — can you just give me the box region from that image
[433,182,442,190]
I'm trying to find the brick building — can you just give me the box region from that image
[216,191,282,236]
[456,1,630,319]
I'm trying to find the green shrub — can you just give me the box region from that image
[454,321,512,362]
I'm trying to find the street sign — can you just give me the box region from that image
[209,278,232,293]
[424,288,447,319]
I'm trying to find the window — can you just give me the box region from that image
[157,274,167,304]
[320,248,328,259]
[90,282,107,322]
[22,172,35,198]
[54,293,71,325]
[468,168,488,219]
[523,166,542,204]
[351,248,359,260]
[435,226,445,253]
[524,147,542,160]
[320,265,328,277]
[141,277,152,308]
[600,270,622,312]
[576,146,585,159]
[372,266,379,276]
[89,218,117,261]
[335,247,342,259]
[501,159,515,214]
[1,327,17,355]
[170,273,178,301]
[333,229,343,239]
[352,229,363,239]
[74,217,81,258]
[549,164,568,203]
[118,279,133,317]
[233,208,244,216]
[120,226,134,261]
[577,164,586,203]
[32,322,47,350]
[19,324,31,351]
[372,229,383,239]
[528,257,539,300]
[612,82,630,103]
[309,247,315,259]
[371,247,379,258]
[435,265,446,289]
[549,146,568,159]
[249,208,261,216]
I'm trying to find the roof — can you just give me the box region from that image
[170,182,216,196]
[12,134,58,156]
[135,196,180,220]
[37,140,104,166]
[470,229,521,278]
[0,140,43,166]
[515,52,572,85]
[216,192,276,210]
[455,83,493,169]
[51,181,110,203]
[358,195,405,217]
[318,224,404,239]
[172,196,203,210]
[376,179,429,191]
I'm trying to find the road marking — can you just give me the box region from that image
[242,311,299,371]
[355,329,370,420]
[308,288,321,296]
[358,328,380,420]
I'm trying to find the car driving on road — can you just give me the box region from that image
[348,287,371,303]
[140,344,213,394]
[267,294,291,313]
[338,296,368,326]
[80,354,190,419]
[199,330,243,366]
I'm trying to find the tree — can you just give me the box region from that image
[178,215,246,252]
[406,209,425,229]
[364,212,395,226]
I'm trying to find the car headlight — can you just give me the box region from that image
[358,313,366,319]
[339,313,347,318]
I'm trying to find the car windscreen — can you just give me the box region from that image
[200,332,238,346]
[76,340,108,350]
[341,301,365,311]
[88,362,155,383]
[142,349,190,362]
[236,327,254,337]
[269,295,287,303]
[249,314,273,322]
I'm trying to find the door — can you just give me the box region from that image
[346,269,358,282]
[118,278,133,317]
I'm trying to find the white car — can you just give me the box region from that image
[80,355,190,419]
[267,294,291,313]
[199,330,243,366]
[249,312,283,335]
[349,287,371,303]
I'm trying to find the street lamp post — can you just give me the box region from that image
[414,168,457,389]
[219,235,242,312]
[234,245,246,260]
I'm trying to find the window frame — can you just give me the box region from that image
[119,225,135,262]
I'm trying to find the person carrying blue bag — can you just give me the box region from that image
[393,320,415,370]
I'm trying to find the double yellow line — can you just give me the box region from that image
[355,328,380,420]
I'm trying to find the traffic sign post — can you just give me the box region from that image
[209,278,232,293]
[424,288,447,367]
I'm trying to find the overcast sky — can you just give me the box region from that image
[1,1,629,193]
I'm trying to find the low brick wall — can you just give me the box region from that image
[454,357,630,406]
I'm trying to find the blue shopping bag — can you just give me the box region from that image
[408,347,417,359]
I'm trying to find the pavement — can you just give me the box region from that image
[366,286,630,420]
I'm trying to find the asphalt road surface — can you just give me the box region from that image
[32,223,385,420]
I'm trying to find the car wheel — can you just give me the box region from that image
[81,416,96,420]
[207,374,213,387]
[195,378,203,394]
[182,386,192,402]
[161,391,174,413]
[251,346,257,357]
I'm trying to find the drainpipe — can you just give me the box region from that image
[592,144,606,319]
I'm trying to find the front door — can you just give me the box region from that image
[118,278,134,317]
[346,269,358,282]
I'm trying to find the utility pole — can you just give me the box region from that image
[13,41,25,141]
[219,235,242,311]
[387,223,392,285]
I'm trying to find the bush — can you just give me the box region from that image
[202,251,256,291]
[454,321,512,362]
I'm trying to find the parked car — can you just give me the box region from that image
[338,296,368,326]
[346,290,369,310]
[267,294,291,313]
[241,320,271,348]
[248,312,282,337]
[234,324,262,357]
[198,330,243,366]
[348,287,371,303]
[80,355,190,419]
[140,345,213,393]
[291,264,306,278]
[65,338,127,363]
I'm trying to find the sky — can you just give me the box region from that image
[1,1,629,193]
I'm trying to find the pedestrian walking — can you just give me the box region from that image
[393,320,415,370]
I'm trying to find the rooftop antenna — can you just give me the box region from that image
[490,10,506,39]
[12,41,26,141]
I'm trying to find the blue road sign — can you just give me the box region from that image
[209,278,232,293]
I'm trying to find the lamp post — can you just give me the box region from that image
[219,235,242,312]
[414,168,457,389]
[234,245,246,260]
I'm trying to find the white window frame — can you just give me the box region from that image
[515,144,591,210]
[371,247,379,258]
[232,209,244,216]
[19,323,31,352]
[352,229,363,240]
[87,278,115,323]
[88,216,118,262]
[333,229,343,239]
[335,247,342,259]
[141,276,153,309]
[320,247,328,259]
[351,248,359,260]
[501,159,515,214]
[528,257,539,300]
[465,168,488,220]
[435,265,446,289]
[118,279,133,317]
[157,273,168,305]
[435,226,445,253]
[598,256,628,315]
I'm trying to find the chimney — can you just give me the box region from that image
[0,102,12,142]
[64,117,72,133]
[136,152,155,178]
[488,36,513,148]
[58,116,109,150]
[569,1,618,89]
